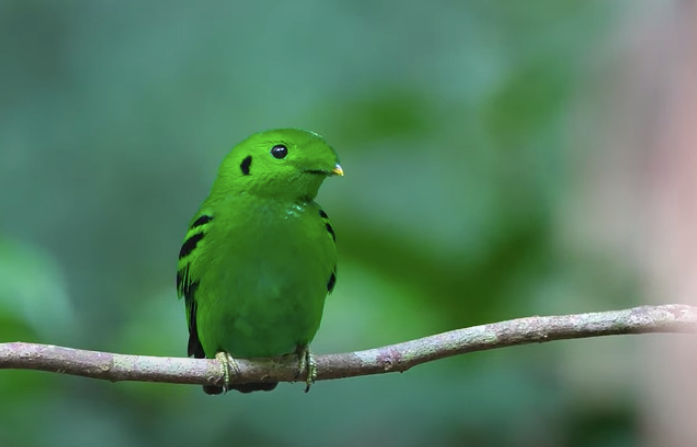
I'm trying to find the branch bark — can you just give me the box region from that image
[1,304,695,390]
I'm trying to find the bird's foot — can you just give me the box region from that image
[215,351,240,393]
[295,345,317,393]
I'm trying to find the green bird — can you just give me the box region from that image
[176,128,342,395]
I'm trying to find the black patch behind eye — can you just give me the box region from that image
[179,232,204,259]
[325,223,336,242]
[240,155,252,175]
[191,214,213,229]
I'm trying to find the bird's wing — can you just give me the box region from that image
[176,212,214,358]
[318,207,338,295]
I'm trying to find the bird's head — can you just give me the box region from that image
[214,128,343,201]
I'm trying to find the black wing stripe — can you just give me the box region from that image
[327,270,337,293]
[325,223,336,242]
[178,262,204,358]
[176,270,183,292]
[319,209,336,242]
[179,232,204,259]
[191,214,213,229]
[186,289,205,358]
[178,212,212,358]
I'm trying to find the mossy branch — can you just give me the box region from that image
[0,304,695,391]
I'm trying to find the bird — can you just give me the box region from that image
[176,128,342,394]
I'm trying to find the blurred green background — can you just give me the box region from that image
[0,1,644,446]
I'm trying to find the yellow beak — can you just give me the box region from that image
[331,164,344,176]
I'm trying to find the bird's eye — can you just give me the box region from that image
[271,145,288,159]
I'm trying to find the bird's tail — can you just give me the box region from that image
[203,382,278,395]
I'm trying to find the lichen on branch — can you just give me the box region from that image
[0,304,695,390]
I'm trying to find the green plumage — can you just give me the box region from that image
[176,128,342,394]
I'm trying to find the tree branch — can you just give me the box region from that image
[1,304,695,390]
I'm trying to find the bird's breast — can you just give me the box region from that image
[199,199,333,356]
[209,198,332,297]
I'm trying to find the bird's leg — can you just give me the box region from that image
[295,344,317,393]
[215,351,240,393]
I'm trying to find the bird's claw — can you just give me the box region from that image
[295,345,317,393]
[215,351,240,393]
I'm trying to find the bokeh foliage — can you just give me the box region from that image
[0,1,640,446]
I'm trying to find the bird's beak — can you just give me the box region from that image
[331,164,344,176]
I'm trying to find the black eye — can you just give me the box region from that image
[271,145,288,159]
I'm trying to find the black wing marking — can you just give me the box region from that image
[324,223,336,242]
[191,214,213,228]
[318,208,336,242]
[179,233,204,259]
[327,269,337,294]
[177,263,205,358]
[319,208,338,294]
[177,213,214,359]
